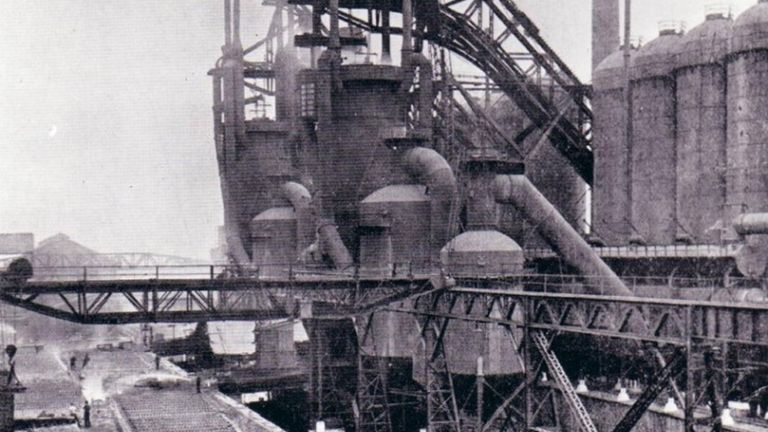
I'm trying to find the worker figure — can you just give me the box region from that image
[5,346,20,387]
[81,353,90,369]
[196,375,201,394]
[6,358,20,387]
[83,400,91,428]
[69,355,77,370]
[155,354,160,370]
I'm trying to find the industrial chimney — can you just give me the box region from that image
[592,0,621,71]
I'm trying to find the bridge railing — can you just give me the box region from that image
[20,259,763,301]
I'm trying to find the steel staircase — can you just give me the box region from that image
[531,331,597,432]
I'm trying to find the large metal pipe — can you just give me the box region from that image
[317,221,353,270]
[592,0,620,71]
[493,175,631,296]
[402,0,413,54]
[622,0,633,226]
[402,147,459,256]
[224,0,232,47]
[733,213,768,235]
[280,182,315,254]
[233,0,241,46]
[382,2,392,63]
[329,0,340,50]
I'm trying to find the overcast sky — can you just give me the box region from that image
[0,1,758,260]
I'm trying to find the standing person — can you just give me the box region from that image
[81,353,90,369]
[155,354,160,370]
[69,355,77,370]
[196,375,201,394]
[83,400,91,428]
[7,357,20,387]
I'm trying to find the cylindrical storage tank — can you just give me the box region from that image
[250,207,297,277]
[358,185,431,275]
[440,230,524,278]
[726,1,768,239]
[673,10,732,244]
[630,24,683,245]
[592,47,636,245]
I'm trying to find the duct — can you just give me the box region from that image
[592,0,620,71]
[280,182,315,254]
[328,0,340,50]
[492,175,631,296]
[733,213,768,235]
[280,181,311,209]
[317,220,354,270]
[402,0,413,53]
[402,147,459,257]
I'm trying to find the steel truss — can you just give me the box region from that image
[385,287,768,431]
[354,313,394,432]
[0,270,433,324]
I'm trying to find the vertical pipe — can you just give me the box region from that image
[224,0,232,47]
[329,0,340,50]
[592,0,620,71]
[233,0,241,46]
[402,0,413,53]
[277,4,284,49]
[382,3,391,63]
[523,299,532,429]
[311,0,322,66]
[287,4,295,46]
[485,12,493,109]
[212,75,223,139]
[476,357,485,431]
[622,0,633,233]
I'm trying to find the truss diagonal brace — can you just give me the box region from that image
[612,348,686,432]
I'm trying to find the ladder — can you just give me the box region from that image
[531,331,597,432]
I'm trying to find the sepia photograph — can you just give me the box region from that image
[1,0,767,430]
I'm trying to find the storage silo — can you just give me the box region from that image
[673,9,732,244]
[726,1,768,238]
[592,47,636,245]
[630,24,683,245]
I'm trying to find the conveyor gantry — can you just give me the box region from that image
[0,265,434,324]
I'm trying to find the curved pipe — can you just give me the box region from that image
[318,220,354,270]
[280,181,315,255]
[402,147,459,256]
[493,175,631,296]
[278,181,351,269]
[280,181,311,210]
[733,213,768,236]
